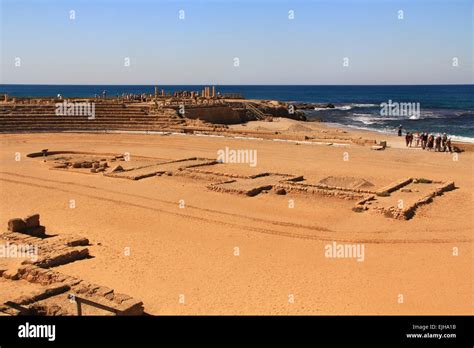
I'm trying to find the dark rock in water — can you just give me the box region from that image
[293,103,312,110]
[296,103,314,109]
[294,102,334,110]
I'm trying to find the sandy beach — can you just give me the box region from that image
[0,118,472,315]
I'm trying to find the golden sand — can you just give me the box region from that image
[0,119,472,315]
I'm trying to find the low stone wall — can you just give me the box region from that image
[275,183,367,200]
[396,181,455,220]
[351,138,377,146]
[377,178,413,195]
[184,106,246,124]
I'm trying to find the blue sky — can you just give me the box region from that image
[0,0,472,84]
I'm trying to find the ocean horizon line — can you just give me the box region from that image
[2,84,472,140]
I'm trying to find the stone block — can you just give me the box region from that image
[117,298,145,316]
[8,218,26,232]
[25,226,46,237]
[25,214,40,228]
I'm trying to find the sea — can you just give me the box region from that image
[1,84,473,142]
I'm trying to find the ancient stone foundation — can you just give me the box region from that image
[29,151,456,221]
[0,214,145,316]
[353,178,456,220]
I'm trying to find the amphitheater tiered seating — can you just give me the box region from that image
[0,103,186,132]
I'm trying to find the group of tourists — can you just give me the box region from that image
[398,125,453,152]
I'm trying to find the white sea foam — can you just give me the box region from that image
[313,107,330,111]
[350,103,378,107]
[449,135,474,143]
[335,105,352,110]
[353,113,377,125]
[313,105,354,111]
[314,103,383,112]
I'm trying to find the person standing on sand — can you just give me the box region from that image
[435,134,442,152]
[442,133,448,151]
[446,138,452,152]
[405,132,414,147]
[427,134,434,151]
[415,132,421,147]
[398,125,403,136]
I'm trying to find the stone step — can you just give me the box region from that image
[0,120,182,124]
[0,118,184,123]
[0,127,185,132]
[1,266,144,316]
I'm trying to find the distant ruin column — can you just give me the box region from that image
[155,86,158,99]
[212,86,215,98]
[3,94,8,103]
[161,89,165,96]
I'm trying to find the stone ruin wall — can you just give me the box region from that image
[183,106,248,124]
